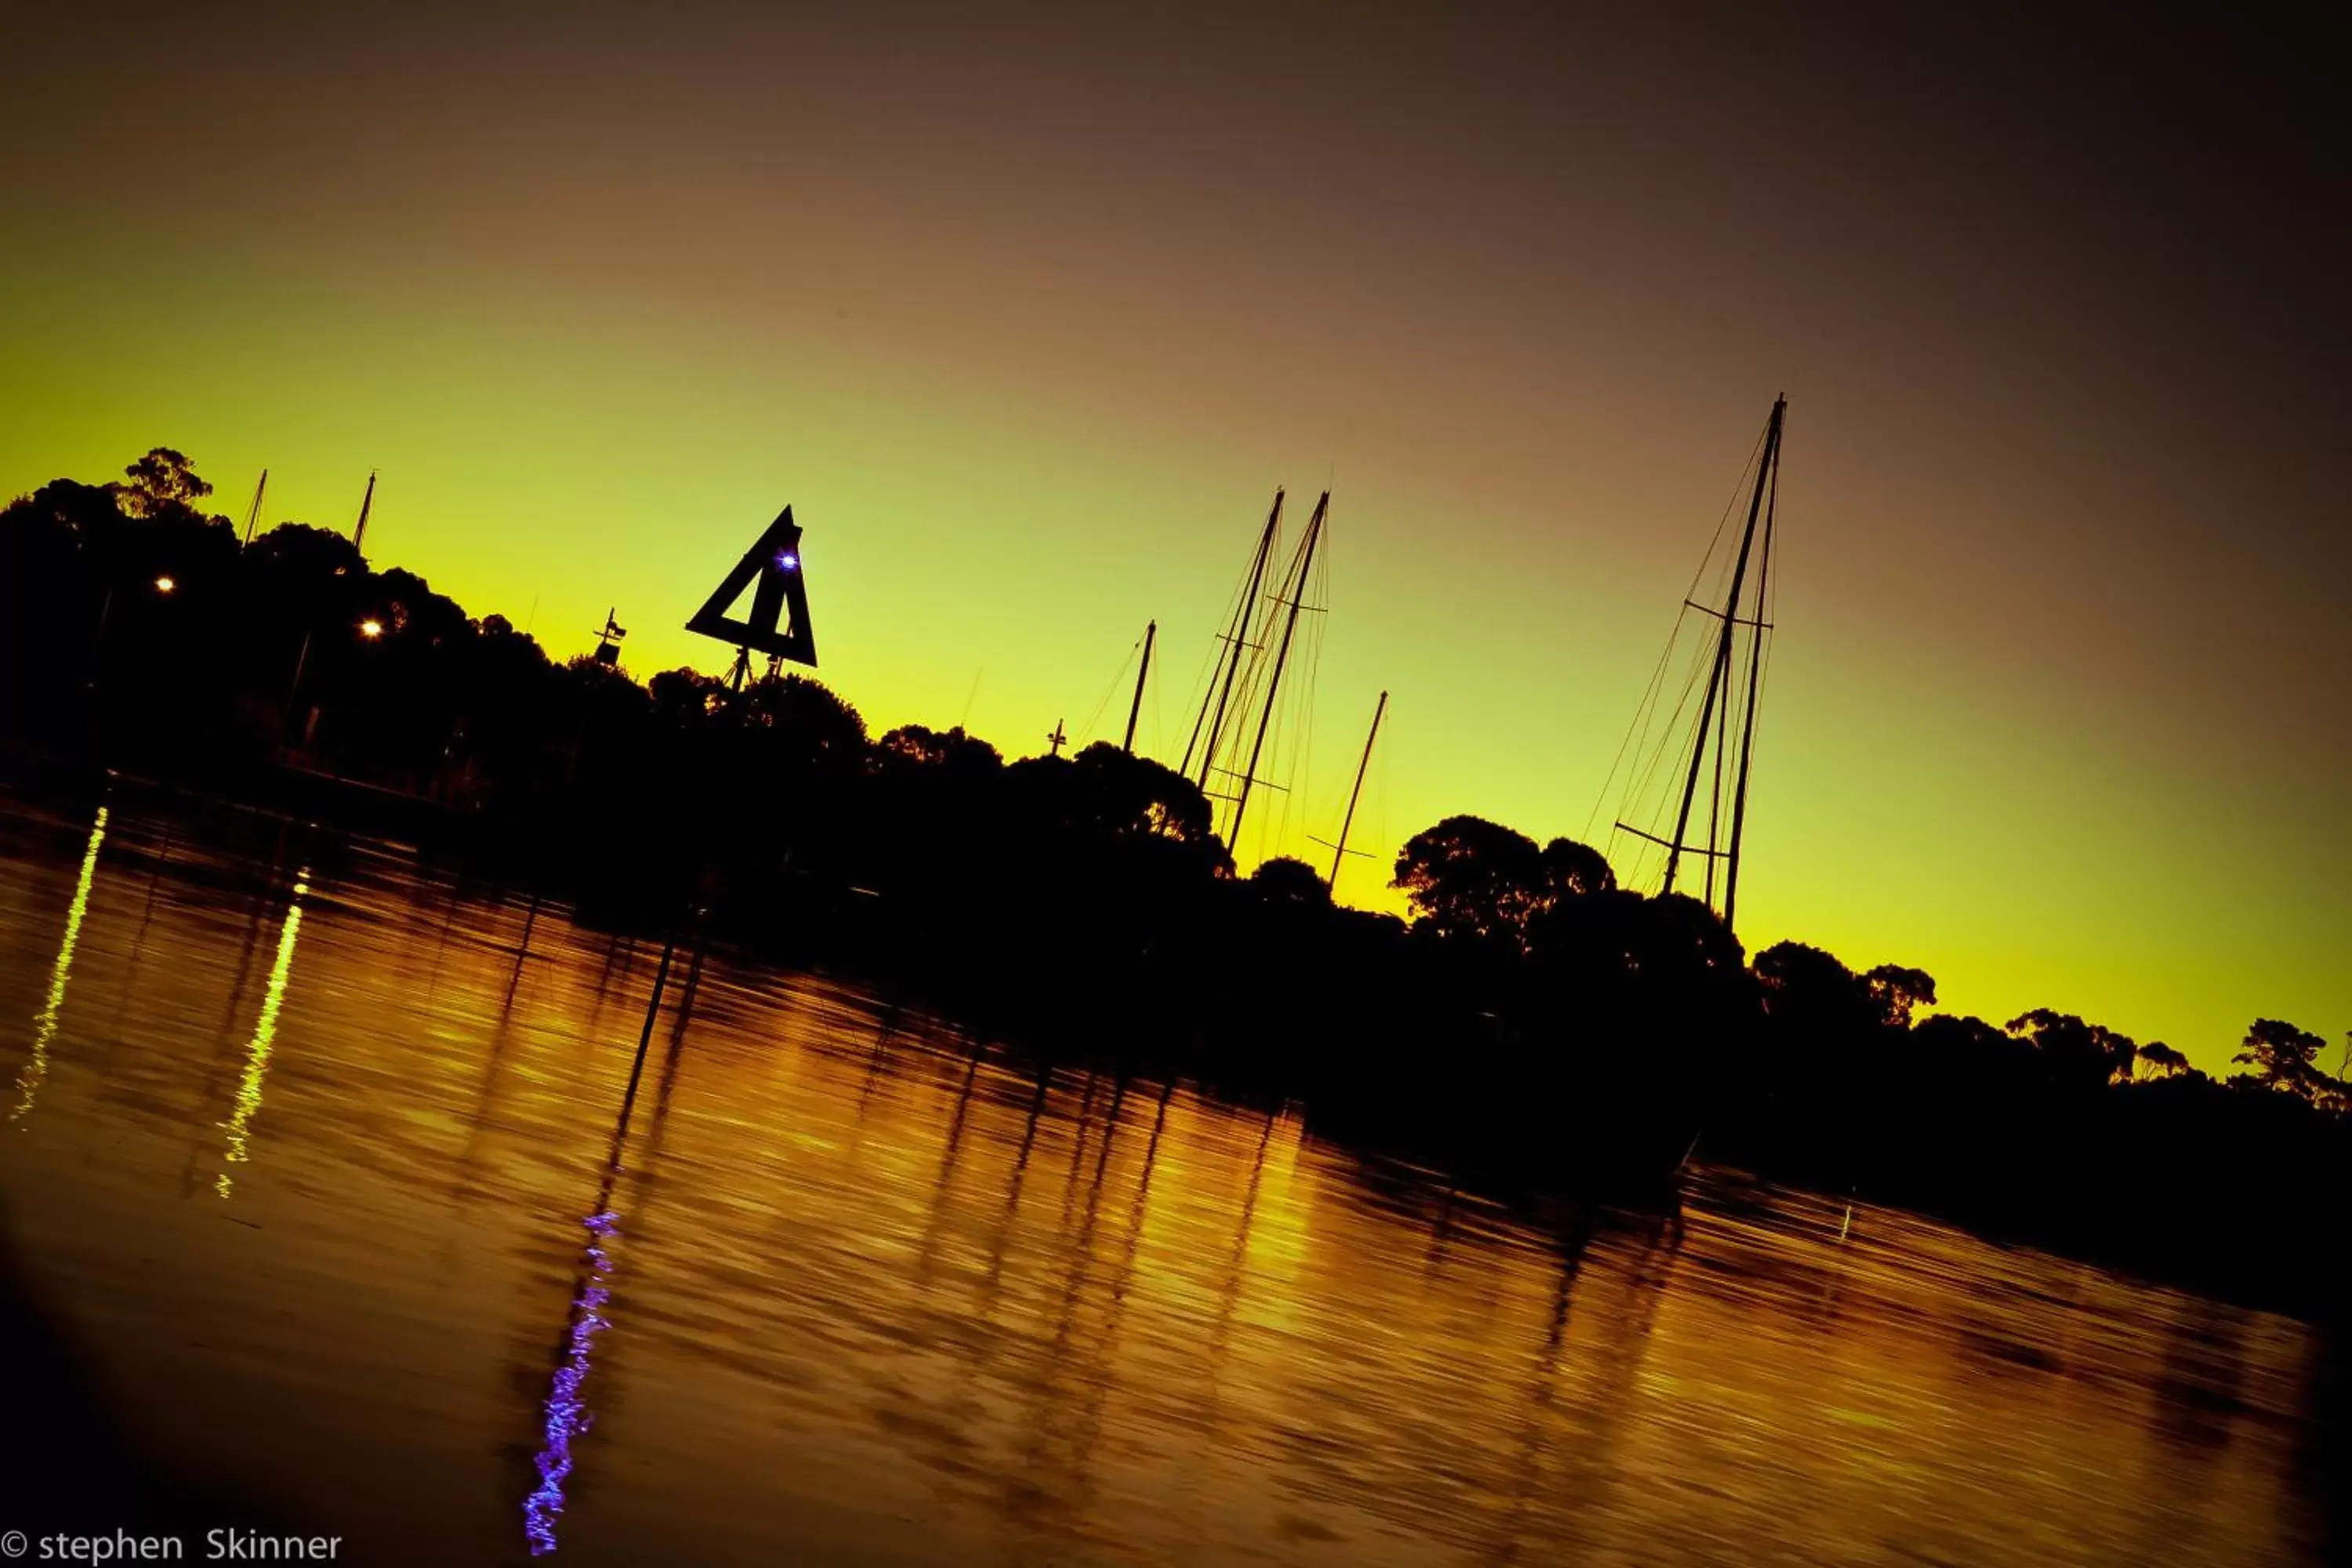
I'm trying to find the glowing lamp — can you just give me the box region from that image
[154,575,176,593]
[358,619,384,639]
[778,553,799,570]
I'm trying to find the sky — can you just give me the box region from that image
[2,3,2345,1073]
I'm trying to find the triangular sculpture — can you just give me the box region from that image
[686,505,818,673]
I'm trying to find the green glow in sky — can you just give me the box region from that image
[3,11,2343,1074]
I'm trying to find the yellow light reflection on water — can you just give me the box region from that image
[0,837,2320,1563]
[9,806,107,1124]
[216,875,308,1198]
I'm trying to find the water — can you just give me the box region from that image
[0,797,2333,1565]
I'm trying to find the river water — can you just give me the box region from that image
[0,796,2334,1565]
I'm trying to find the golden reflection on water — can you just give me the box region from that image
[214,875,307,1199]
[9,804,105,1123]
[0,800,2334,1567]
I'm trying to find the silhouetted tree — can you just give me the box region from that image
[2005,1009,2138,1092]
[1864,964,1938,1028]
[744,673,866,758]
[1393,815,1545,944]
[249,521,365,580]
[1748,941,1889,1109]
[116,447,213,520]
[648,666,728,726]
[1914,1012,2018,1068]
[1252,856,1330,905]
[876,723,1002,776]
[12,477,130,536]
[6,445,2347,1316]
[1538,836,1617,899]
[1756,942,1867,1022]
[2234,1018,2330,1101]
[1065,742,1215,845]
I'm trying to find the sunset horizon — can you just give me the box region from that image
[6,9,2343,1076]
[2,6,2346,1562]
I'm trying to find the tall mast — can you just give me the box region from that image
[350,470,378,557]
[1228,491,1327,848]
[1327,689,1387,890]
[1722,410,1782,935]
[1662,399,1780,899]
[241,469,269,547]
[1185,490,1283,788]
[1122,620,1156,755]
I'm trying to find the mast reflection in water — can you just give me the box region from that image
[523,935,689,1556]
[526,1208,622,1555]
[10,805,107,1123]
[216,873,307,1197]
[0,804,2330,1566]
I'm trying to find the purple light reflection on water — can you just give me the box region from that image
[524,1210,621,1555]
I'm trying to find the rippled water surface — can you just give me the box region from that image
[0,797,2334,1565]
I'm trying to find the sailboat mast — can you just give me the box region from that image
[241,469,269,547]
[1187,489,1284,788]
[351,470,378,557]
[1229,491,1326,848]
[1327,689,1387,889]
[1663,400,1780,897]
[1722,405,1784,935]
[1706,669,1730,909]
[1122,620,1156,754]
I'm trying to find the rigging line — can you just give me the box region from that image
[1273,536,1330,855]
[1679,421,1771,606]
[1269,696,1299,858]
[1298,514,1336,852]
[1178,625,1234,775]
[1706,657,1728,907]
[1621,624,1716,829]
[1182,560,1251,716]
[1178,630,1223,720]
[1693,453,1769,648]
[1149,633,1167,759]
[958,668,985,731]
[1599,470,1751,839]
[1725,638,1777,911]
[1586,604,1697,842]
[1596,415,1773,846]
[1076,637,1140,746]
[1230,494,1325,851]
[1197,492,1288,788]
[1607,621,1693,802]
[1724,413,1784,935]
[1662,403,1779,897]
[1276,587,1327,861]
[1182,516,1276,778]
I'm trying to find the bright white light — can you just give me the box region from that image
[358,619,384,639]
[778,553,799,570]
[154,575,176,593]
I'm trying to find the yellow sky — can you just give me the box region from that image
[2,9,2344,1074]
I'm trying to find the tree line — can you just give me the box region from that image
[3,449,2344,1313]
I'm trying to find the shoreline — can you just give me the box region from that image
[1,757,2341,1327]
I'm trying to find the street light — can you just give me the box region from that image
[154,575,176,593]
[358,619,384,639]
